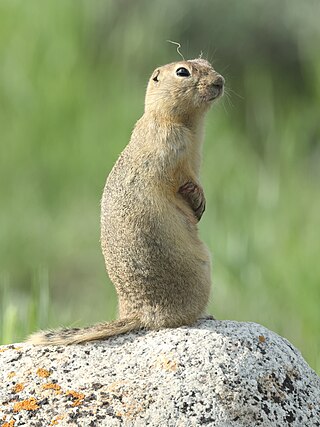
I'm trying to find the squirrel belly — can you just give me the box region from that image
[101,119,212,330]
[101,123,211,329]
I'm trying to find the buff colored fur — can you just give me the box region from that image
[27,59,224,345]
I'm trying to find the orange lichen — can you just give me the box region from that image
[13,397,39,412]
[3,420,15,427]
[12,383,24,393]
[0,348,9,353]
[36,368,51,378]
[66,390,85,407]
[50,415,65,425]
[258,335,266,343]
[42,383,62,393]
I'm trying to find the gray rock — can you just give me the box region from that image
[0,320,319,427]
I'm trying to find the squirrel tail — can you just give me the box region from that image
[26,318,141,345]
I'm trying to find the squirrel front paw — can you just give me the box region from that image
[178,181,206,221]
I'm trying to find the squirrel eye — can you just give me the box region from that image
[152,70,160,82]
[176,67,190,77]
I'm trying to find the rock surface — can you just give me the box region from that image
[0,320,319,427]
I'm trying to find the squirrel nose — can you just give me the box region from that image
[213,75,225,89]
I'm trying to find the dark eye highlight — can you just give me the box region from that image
[176,67,190,77]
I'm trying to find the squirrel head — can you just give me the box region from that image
[145,58,224,126]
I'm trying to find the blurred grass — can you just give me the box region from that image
[0,0,319,374]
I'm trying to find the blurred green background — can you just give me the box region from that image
[0,0,319,372]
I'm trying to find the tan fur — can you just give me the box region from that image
[27,59,224,345]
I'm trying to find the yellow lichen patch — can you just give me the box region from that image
[3,420,15,427]
[106,380,128,395]
[7,372,16,379]
[12,383,24,393]
[105,381,154,420]
[115,400,146,420]
[65,390,85,407]
[42,383,62,393]
[13,397,39,412]
[0,346,22,352]
[50,415,65,425]
[36,368,51,378]
[154,353,179,372]
[258,335,266,343]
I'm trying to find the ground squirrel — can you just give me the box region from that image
[27,58,224,345]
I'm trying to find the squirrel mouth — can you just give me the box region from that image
[208,92,223,102]
[208,85,224,101]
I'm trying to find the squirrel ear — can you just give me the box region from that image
[152,70,160,83]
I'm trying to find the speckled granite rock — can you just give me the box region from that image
[0,320,319,427]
